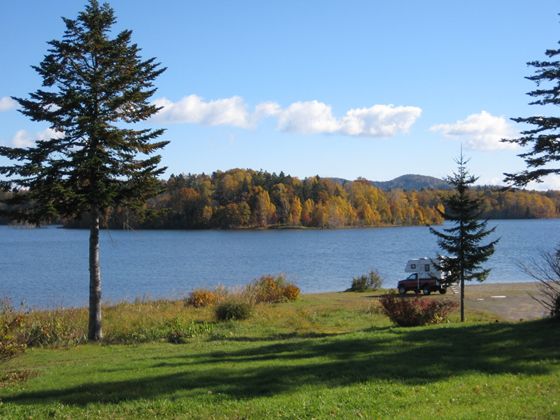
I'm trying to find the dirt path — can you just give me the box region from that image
[459,282,548,321]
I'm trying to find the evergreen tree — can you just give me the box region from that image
[0,1,167,341]
[430,154,499,322]
[503,38,560,186]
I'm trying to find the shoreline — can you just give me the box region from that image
[4,281,547,322]
[3,216,560,231]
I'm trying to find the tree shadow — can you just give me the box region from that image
[207,331,339,342]
[3,319,559,406]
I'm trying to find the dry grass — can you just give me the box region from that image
[0,369,37,389]
[1,282,546,353]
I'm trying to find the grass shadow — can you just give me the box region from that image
[3,319,559,406]
[207,331,339,342]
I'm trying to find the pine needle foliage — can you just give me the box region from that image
[503,37,560,186]
[430,154,499,321]
[0,1,167,340]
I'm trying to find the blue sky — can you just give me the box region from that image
[0,1,559,188]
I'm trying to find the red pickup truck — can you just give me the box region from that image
[397,273,447,295]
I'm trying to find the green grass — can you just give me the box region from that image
[1,292,559,419]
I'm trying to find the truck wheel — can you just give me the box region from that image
[398,286,406,295]
[422,287,431,296]
[439,288,447,295]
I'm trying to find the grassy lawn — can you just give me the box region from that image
[1,292,559,419]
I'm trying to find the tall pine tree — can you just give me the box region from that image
[503,38,560,186]
[430,154,499,322]
[0,1,167,340]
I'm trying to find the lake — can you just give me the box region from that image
[0,219,559,308]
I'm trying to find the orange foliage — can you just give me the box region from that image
[283,284,301,301]
[83,169,560,230]
[186,289,220,308]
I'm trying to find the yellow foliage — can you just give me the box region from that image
[186,289,221,308]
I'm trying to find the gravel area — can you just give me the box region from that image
[459,282,548,321]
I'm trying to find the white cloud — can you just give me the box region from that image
[0,96,17,112]
[275,101,421,137]
[11,128,64,148]
[339,104,422,137]
[276,100,340,134]
[253,101,281,119]
[154,95,251,128]
[528,174,560,191]
[473,175,560,191]
[430,111,518,151]
[12,130,33,148]
[154,95,422,138]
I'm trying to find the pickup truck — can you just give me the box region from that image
[397,273,447,295]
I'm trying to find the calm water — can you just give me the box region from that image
[0,219,558,308]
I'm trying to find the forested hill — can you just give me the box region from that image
[327,174,451,191]
[372,174,452,191]
[59,168,560,230]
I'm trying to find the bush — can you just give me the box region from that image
[379,293,457,326]
[245,274,300,303]
[247,275,286,303]
[349,270,383,292]
[1,300,86,351]
[215,301,253,321]
[0,299,27,360]
[24,313,86,347]
[521,246,560,320]
[0,315,27,360]
[283,284,301,301]
[186,289,221,308]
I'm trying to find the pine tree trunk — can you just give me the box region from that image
[88,209,103,341]
[460,270,465,322]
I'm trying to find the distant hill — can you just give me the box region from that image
[327,174,450,191]
[372,174,451,191]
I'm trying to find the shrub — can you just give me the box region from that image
[0,315,27,360]
[283,284,301,301]
[379,293,457,327]
[186,289,221,308]
[1,300,86,351]
[215,301,253,321]
[23,309,86,347]
[248,275,286,303]
[245,274,300,303]
[0,299,27,360]
[350,270,383,292]
[521,246,560,320]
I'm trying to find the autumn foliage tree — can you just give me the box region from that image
[60,168,560,231]
[0,1,167,341]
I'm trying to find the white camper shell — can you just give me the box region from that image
[404,257,444,280]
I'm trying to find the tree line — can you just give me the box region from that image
[56,169,560,230]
